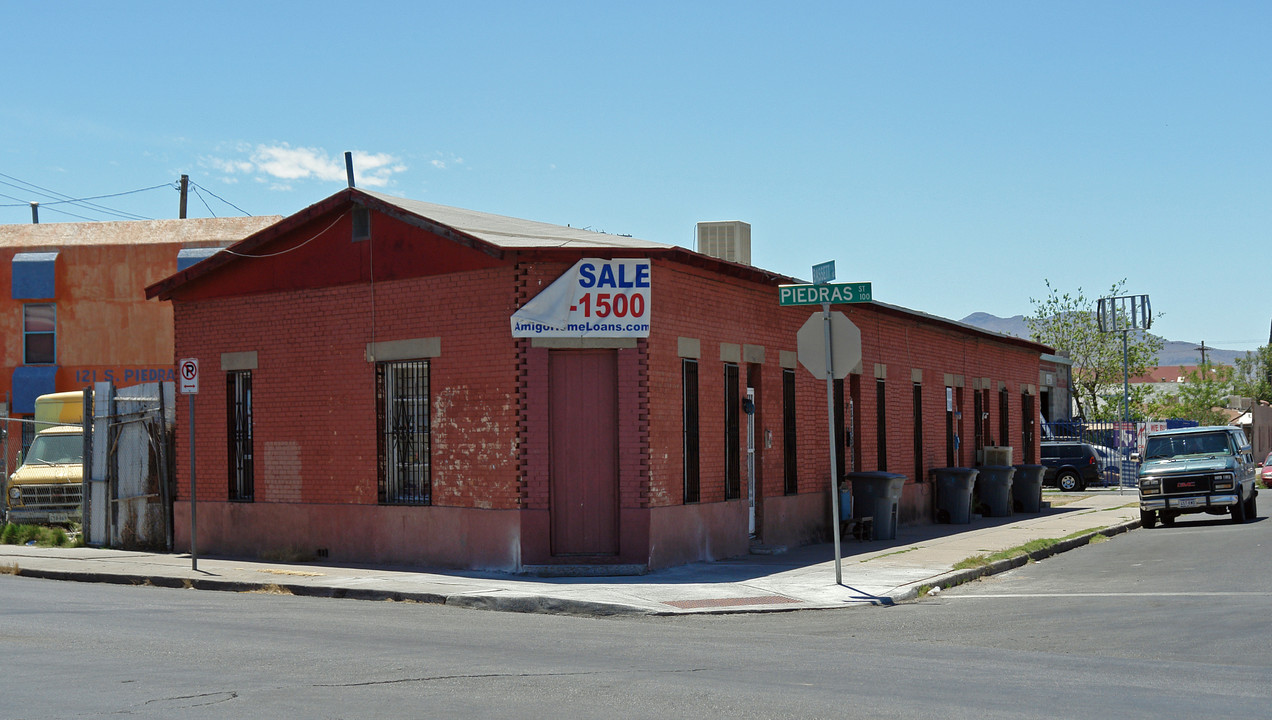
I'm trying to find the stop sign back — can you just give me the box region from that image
[796,312,861,379]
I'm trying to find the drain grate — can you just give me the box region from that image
[663,595,800,609]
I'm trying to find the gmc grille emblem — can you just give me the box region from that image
[1178,481,1195,488]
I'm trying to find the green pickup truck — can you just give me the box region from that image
[1134,426,1258,528]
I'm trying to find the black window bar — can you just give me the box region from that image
[227,371,253,501]
[782,368,797,495]
[682,359,700,504]
[724,363,741,500]
[377,360,430,505]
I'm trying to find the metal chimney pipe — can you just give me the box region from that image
[30,202,38,224]
[345,152,355,188]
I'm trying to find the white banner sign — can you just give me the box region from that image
[511,258,651,338]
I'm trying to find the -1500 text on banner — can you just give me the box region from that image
[511,258,652,338]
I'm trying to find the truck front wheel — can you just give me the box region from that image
[1140,509,1157,529]
[1232,493,1248,524]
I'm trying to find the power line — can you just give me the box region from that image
[189,181,251,216]
[0,172,163,221]
[189,184,217,218]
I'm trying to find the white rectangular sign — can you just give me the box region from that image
[511,258,651,338]
[178,358,199,394]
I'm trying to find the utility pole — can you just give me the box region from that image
[1195,340,1209,366]
[179,175,189,219]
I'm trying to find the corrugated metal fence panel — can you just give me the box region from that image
[112,382,171,549]
[85,382,174,550]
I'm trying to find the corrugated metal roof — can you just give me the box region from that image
[360,190,673,251]
[0,216,283,249]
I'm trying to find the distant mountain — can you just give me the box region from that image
[959,313,1249,367]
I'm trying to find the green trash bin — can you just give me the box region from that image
[932,467,978,524]
[1012,464,1045,513]
[976,465,1016,517]
[847,472,907,540]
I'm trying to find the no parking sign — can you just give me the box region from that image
[178,358,199,394]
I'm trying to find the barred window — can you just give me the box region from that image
[227,371,253,502]
[724,362,741,500]
[682,359,700,504]
[377,360,430,505]
[782,368,797,495]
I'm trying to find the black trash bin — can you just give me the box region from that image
[932,467,978,524]
[847,472,907,540]
[1012,464,1045,513]
[975,465,1015,517]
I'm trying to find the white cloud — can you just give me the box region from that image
[201,143,407,189]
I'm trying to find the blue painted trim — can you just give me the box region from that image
[11,252,58,299]
[11,366,59,414]
[177,247,223,271]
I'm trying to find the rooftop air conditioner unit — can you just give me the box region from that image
[696,221,751,265]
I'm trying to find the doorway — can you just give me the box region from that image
[548,349,619,556]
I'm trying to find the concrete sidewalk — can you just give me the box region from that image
[0,492,1141,616]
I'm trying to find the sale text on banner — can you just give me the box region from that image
[511,258,651,338]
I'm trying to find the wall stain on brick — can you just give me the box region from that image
[433,385,519,507]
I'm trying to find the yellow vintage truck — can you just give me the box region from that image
[5,391,88,524]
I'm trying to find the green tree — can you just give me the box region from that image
[1232,345,1272,403]
[1145,362,1234,426]
[1026,279,1162,420]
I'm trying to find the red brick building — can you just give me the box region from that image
[147,188,1052,571]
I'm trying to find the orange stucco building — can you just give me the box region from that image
[2,216,280,472]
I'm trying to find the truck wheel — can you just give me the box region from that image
[1057,471,1081,492]
[1245,492,1257,520]
[1232,493,1247,524]
[1161,512,1176,527]
[1140,509,1157,529]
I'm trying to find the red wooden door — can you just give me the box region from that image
[549,349,619,556]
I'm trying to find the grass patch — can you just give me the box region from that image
[1042,494,1091,507]
[952,527,1113,571]
[0,562,19,575]
[0,523,81,547]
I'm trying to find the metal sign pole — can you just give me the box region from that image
[189,394,197,571]
[179,357,200,572]
[823,300,843,585]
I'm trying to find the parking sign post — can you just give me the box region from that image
[179,359,199,571]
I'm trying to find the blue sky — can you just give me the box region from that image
[3,1,1269,352]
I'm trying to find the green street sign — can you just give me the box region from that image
[778,282,872,306]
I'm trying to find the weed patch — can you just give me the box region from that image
[245,583,294,595]
[952,528,1113,571]
[0,523,77,547]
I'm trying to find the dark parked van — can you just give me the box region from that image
[1041,441,1102,491]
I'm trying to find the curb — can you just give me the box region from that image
[912,518,1140,598]
[8,566,656,617]
[3,518,1142,618]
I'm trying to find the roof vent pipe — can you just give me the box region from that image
[30,202,39,224]
[345,151,355,188]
